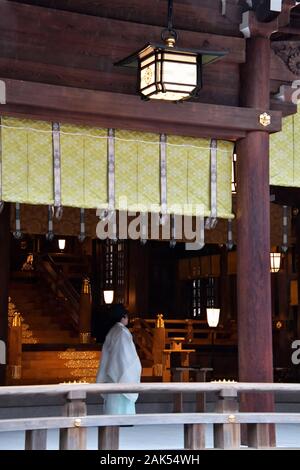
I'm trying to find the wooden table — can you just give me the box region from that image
[162,349,195,382]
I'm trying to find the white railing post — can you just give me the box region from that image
[214,388,240,449]
[248,423,272,449]
[59,390,87,450]
[25,429,47,450]
[98,425,120,450]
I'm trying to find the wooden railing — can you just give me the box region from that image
[131,318,154,361]
[37,254,80,329]
[0,383,300,450]
[141,319,237,346]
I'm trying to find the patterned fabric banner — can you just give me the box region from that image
[0,116,234,219]
[270,111,300,187]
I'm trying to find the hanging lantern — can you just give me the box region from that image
[270,252,281,273]
[58,239,66,251]
[206,276,220,327]
[206,308,220,328]
[104,290,114,304]
[115,0,227,102]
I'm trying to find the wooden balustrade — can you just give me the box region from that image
[1,383,300,450]
[78,278,92,344]
[140,318,237,346]
[37,254,80,329]
[7,312,22,382]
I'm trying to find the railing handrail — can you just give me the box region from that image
[36,254,80,329]
[42,254,80,302]
[1,382,300,397]
[1,412,300,433]
[1,383,299,449]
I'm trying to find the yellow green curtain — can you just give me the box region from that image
[270,110,300,187]
[1,117,53,205]
[0,116,234,218]
[114,130,160,212]
[167,136,233,218]
[60,124,107,208]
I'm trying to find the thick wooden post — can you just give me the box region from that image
[79,278,92,343]
[237,33,275,445]
[7,312,22,382]
[294,214,300,340]
[184,368,211,450]
[152,314,165,377]
[0,203,10,385]
[98,426,120,450]
[59,390,87,450]
[25,430,47,450]
[214,389,240,449]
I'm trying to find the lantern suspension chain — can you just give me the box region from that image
[161,0,178,44]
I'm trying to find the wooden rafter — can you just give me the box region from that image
[0,78,282,139]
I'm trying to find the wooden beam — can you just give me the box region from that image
[0,78,282,139]
[0,57,241,107]
[0,1,245,64]
[0,1,245,107]
[271,186,300,206]
[0,2,297,108]
[10,0,243,37]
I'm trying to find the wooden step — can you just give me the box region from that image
[23,351,100,360]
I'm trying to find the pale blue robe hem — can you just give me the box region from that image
[103,394,136,415]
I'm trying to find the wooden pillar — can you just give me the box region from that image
[294,214,300,339]
[25,430,47,450]
[7,312,22,382]
[152,314,165,376]
[59,390,87,450]
[220,246,230,323]
[98,426,120,450]
[237,33,274,443]
[184,368,211,450]
[213,389,240,449]
[79,278,92,343]
[0,203,10,385]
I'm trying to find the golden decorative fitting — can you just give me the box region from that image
[166,37,176,47]
[11,365,22,379]
[276,320,283,330]
[74,418,82,427]
[211,379,236,383]
[228,414,236,423]
[259,112,271,127]
[156,314,165,328]
[81,278,91,294]
[58,351,99,360]
[12,312,22,327]
[80,332,91,344]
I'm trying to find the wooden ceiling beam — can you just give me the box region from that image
[0,57,241,107]
[9,0,243,37]
[271,186,300,206]
[0,1,245,64]
[0,78,282,139]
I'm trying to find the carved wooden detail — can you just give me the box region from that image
[272,41,300,75]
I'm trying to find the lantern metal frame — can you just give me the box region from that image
[115,42,227,102]
[270,252,281,273]
[115,0,227,102]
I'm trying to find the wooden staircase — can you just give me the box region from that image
[21,349,100,385]
[8,272,101,385]
[9,279,78,344]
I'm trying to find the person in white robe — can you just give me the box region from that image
[96,304,142,414]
